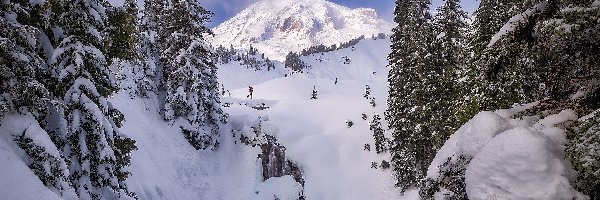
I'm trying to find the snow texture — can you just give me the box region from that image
[0,115,64,200]
[465,127,585,200]
[428,107,588,199]
[487,2,549,47]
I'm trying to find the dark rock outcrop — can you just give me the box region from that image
[259,135,305,186]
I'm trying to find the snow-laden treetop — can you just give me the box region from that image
[209,0,394,61]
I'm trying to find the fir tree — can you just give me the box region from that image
[159,0,225,150]
[0,3,50,120]
[13,127,78,199]
[470,0,537,54]
[369,97,376,108]
[386,0,436,192]
[467,0,545,112]
[567,112,600,198]
[380,160,391,170]
[428,0,469,149]
[109,0,156,97]
[134,0,169,98]
[346,120,354,128]
[106,0,138,61]
[0,3,75,198]
[364,85,371,99]
[285,51,305,72]
[311,86,318,100]
[369,114,386,154]
[371,161,378,169]
[420,155,469,199]
[49,0,137,198]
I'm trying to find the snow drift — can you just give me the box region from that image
[427,105,589,200]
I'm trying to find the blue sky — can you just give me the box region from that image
[203,0,480,28]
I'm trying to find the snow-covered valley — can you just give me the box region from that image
[116,37,412,199]
[3,34,591,199]
[2,0,599,199]
[1,37,416,200]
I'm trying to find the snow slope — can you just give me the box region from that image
[114,36,407,199]
[218,37,391,91]
[0,35,407,200]
[0,115,64,200]
[218,37,414,199]
[210,0,394,61]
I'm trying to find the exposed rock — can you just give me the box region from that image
[260,135,305,186]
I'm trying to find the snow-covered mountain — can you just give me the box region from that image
[209,0,394,61]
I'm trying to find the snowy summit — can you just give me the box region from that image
[209,0,394,61]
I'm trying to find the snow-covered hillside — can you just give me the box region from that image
[1,36,415,200]
[1,21,595,200]
[209,0,394,61]
[220,37,405,199]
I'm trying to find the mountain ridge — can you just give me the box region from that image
[209,0,394,61]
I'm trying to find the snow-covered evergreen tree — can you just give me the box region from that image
[467,0,546,112]
[364,85,371,99]
[527,0,599,104]
[369,114,386,154]
[48,0,137,198]
[134,0,169,98]
[159,0,224,150]
[369,97,376,107]
[108,0,156,98]
[285,51,305,72]
[568,112,600,198]
[13,125,78,199]
[420,155,469,199]
[106,0,138,61]
[0,1,51,120]
[470,0,538,54]
[428,0,469,149]
[386,0,436,192]
[0,3,78,198]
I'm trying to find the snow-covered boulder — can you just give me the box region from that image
[465,127,582,200]
[426,111,511,179]
[426,109,588,200]
[456,111,512,158]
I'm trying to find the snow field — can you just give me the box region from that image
[219,38,412,199]
[0,37,401,200]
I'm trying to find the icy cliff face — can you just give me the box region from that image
[210,0,393,61]
[260,135,304,186]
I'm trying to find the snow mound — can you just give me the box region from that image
[466,127,579,200]
[456,111,512,158]
[427,111,511,179]
[253,176,302,200]
[428,108,589,200]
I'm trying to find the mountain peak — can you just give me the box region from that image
[210,0,393,61]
